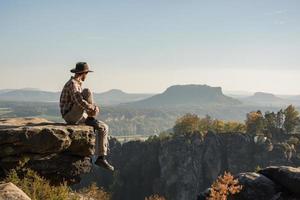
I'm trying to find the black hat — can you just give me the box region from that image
[70,62,94,73]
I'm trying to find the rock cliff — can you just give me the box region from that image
[91,132,300,200]
[1,117,300,200]
[0,117,96,184]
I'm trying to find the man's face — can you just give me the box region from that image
[81,72,88,81]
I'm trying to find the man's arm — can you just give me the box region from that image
[70,82,95,112]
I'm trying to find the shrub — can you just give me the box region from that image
[174,113,246,136]
[4,168,111,200]
[77,182,110,200]
[207,172,242,200]
[255,165,262,172]
[5,168,71,200]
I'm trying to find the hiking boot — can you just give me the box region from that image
[95,157,114,171]
[85,117,98,127]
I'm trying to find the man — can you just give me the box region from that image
[60,62,114,171]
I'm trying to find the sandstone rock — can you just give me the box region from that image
[0,117,96,184]
[231,172,279,200]
[259,166,300,196]
[201,132,224,188]
[91,131,300,200]
[158,134,204,200]
[223,133,255,174]
[0,182,31,200]
[199,166,300,200]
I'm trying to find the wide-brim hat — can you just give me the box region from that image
[70,62,94,73]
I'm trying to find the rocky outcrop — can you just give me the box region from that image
[0,118,96,184]
[0,182,31,200]
[199,166,300,200]
[155,132,299,200]
[2,117,300,200]
[231,172,279,200]
[259,166,300,196]
[89,131,300,200]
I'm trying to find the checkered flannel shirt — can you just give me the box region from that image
[59,76,95,116]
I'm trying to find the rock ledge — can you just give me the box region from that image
[0,117,96,184]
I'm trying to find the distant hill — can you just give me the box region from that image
[0,89,60,102]
[223,90,254,98]
[125,84,241,108]
[287,95,300,101]
[241,92,291,106]
[0,88,153,105]
[0,89,14,94]
[287,95,300,106]
[94,89,154,105]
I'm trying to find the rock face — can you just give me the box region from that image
[2,117,300,200]
[90,131,300,200]
[259,166,300,196]
[231,172,279,200]
[199,166,300,200]
[0,182,31,200]
[0,118,96,184]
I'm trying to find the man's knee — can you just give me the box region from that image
[82,88,93,103]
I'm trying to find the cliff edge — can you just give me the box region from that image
[0,117,96,184]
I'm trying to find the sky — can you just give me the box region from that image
[0,0,299,94]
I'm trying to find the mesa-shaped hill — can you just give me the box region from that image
[242,92,291,106]
[125,84,241,108]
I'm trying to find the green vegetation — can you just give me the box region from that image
[171,105,300,138]
[4,167,111,200]
[77,182,111,200]
[245,105,300,136]
[284,105,300,133]
[255,165,262,172]
[5,168,71,200]
[0,107,12,116]
[173,113,246,136]
[1,100,299,137]
[0,101,60,120]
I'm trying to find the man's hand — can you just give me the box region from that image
[88,105,100,117]
[95,106,100,113]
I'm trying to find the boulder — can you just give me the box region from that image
[259,166,300,196]
[231,172,279,200]
[0,117,96,184]
[0,182,31,200]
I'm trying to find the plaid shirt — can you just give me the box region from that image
[59,76,95,116]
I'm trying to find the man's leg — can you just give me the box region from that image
[63,104,85,124]
[93,121,113,171]
[94,120,109,156]
[82,88,97,118]
[82,88,114,171]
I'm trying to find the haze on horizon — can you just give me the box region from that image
[0,0,299,95]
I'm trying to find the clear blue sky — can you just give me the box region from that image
[0,0,299,94]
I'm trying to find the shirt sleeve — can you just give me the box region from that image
[69,82,95,112]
